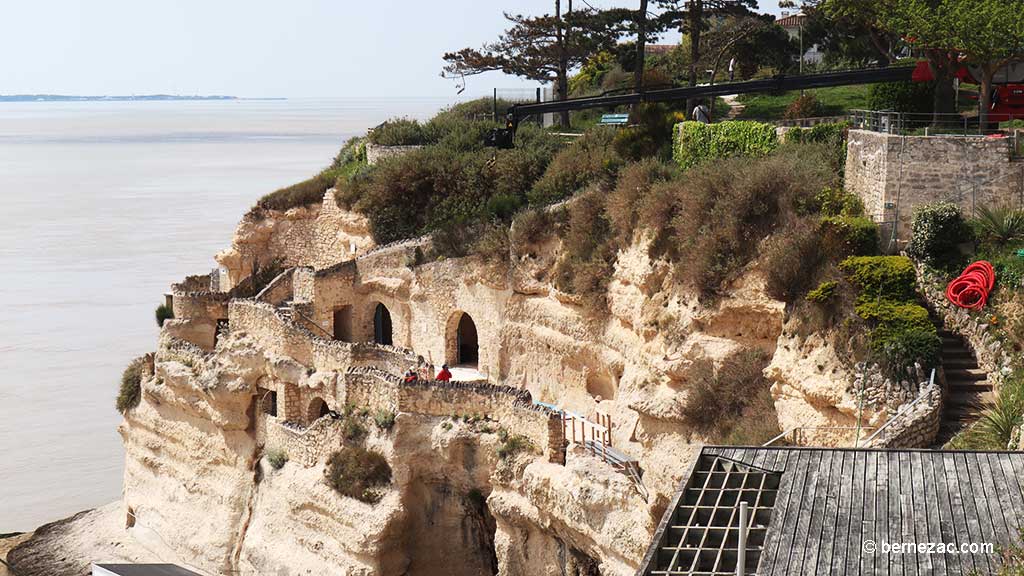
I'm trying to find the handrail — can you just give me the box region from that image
[862,368,937,445]
[291,305,334,340]
[762,426,877,447]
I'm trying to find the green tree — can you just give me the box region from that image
[442,2,621,127]
[881,0,1024,125]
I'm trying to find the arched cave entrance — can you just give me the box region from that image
[307,397,330,424]
[374,303,393,346]
[456,313,479,367]
[333,306,353,341]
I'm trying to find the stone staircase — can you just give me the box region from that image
[935,329,994,446]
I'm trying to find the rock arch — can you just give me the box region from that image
[306,396,331,424]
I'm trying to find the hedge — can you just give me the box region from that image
[673,120,778,170]
[839,256,917,304]
[906,202,972,268]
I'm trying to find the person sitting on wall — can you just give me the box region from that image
[436,364,452,382]
[403,368,418,384]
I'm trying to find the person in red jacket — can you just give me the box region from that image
[436,364,452,382]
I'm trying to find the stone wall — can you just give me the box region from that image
[255,269,295,306]
[365,143,423,166]
[865,380,942,449]
[846,130,1024,246]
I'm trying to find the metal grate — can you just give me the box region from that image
[647,455,781,576]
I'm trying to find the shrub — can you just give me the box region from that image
[373,409,396,431]
[839,256,917,303]
[511,207,557,246]
[326,447,392,503]
[820,215,879,257]
[342,419,367,443]
[763,219,824,303]
[528,128,622,205]
[680,349,774,438]
[673,120,778,170]
[611,103,675,161]
[806,281,838,304]
[604,159,677,240]
[266,448,288,470]
[117,360,144,415]
[470,221,511,269]
[974,205,1024,246]
[906,202,972,268]
[553,191,616,313]
[783,122,849,168]
[783,92,823,119]
[496,429,534,459]
[813,186,864,217]
[368,118,427,146]
[867,81,934,115]
[252,170,338,213]
[155,303,174,327]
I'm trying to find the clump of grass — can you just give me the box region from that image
[342,419,367,443]
[373,409,396,431]
[155,303,174,327]
[326,447,392,504]
[117,359,144,415]
[496,429,534,459]
[266,448,288,470]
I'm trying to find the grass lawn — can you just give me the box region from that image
[736,85,872,120]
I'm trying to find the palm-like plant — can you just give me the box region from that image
[974,205,1024,245]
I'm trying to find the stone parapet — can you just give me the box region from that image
[365,143,424,166]
[865,380,942,448]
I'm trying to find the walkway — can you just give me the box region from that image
[935,329,993,446]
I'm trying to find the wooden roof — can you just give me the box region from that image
[640,446,1024,575]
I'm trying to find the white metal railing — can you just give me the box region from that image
[762,426,877,447]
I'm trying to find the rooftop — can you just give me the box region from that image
[639,446,1024,575]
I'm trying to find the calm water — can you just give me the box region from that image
[0,97,452,531]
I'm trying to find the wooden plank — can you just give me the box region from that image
[994,454,1024,539]
[821,450,848,575]
[955,452,992,574]
[982,453,1019,541]
[801,450,832,574]
[928,452,961,576]
[918,452,946,576]
[944,452,978,575]
[771,449,813,576]
[888,451,904,576]
[844,450,867,576]
[793,450,823,575]
[757,449,790,576]
[873,451,889,576]
[909,450,936,576]
[967,452,1005,568]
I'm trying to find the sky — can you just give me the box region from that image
[1,0,786,98]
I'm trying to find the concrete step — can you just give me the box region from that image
[947,392,995,406]
[941,348,974,359]
[942,356,979,369]
[948,381,993,393]
[944,368,988,382]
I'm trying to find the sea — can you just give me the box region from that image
[0,97,455,532]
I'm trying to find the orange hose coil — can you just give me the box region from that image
[945,261,995,310]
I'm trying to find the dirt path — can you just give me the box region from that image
[721,94,745,119]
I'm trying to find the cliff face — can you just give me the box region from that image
[11,191,893,576]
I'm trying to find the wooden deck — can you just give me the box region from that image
[639,447,1024,575]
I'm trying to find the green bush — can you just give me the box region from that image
[974,205,1024,246]
[528,128,622,206]
[117,360,143,415]
[155,303,174,327]
[342,419,367,442]
[839,256,917,303]
[806,281,838,304]
[840,256,938,376]
[813,186,864,217]
[820,215,879,257]
[266,448,288,470]
[373,409,396,431]
[252,169,339,213]
[784,122,850,147]
[673,120,778,170]
[867,81,934,115]
[368,118,427,146]
[326,447,392,503]
[611,103,675,161]
[906,202,972,267]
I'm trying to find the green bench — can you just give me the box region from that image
[598,113,630,126]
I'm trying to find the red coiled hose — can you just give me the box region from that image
[945,261,995,310]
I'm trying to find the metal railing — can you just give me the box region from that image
[850,109,1024,138]
[762,425,878,447]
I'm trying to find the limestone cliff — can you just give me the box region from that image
[10,192,911,576]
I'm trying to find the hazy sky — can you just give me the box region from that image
[2,1,785,98]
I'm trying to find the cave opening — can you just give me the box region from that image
[400,481,498,576]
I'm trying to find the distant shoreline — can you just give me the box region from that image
[0,95,286,102]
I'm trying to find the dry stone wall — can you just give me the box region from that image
[365,143,423,165]
[846,130,1024,246]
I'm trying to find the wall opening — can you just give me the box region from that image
[307,397,330,424]
[455,313,479,367]
[374,303,394,346]
[333,306,353,342]
[400,481,498,576]
[213,318,229,349]
[258,388,278,417]
[585,369,616,401]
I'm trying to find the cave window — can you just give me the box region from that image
[307,397,330,424]
[259,388,278,417]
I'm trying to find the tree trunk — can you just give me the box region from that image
[634,0,649,93]
[686,0,703,115]
[554,0,570,127]
[927,51,956,126]
[980,71,993,130]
